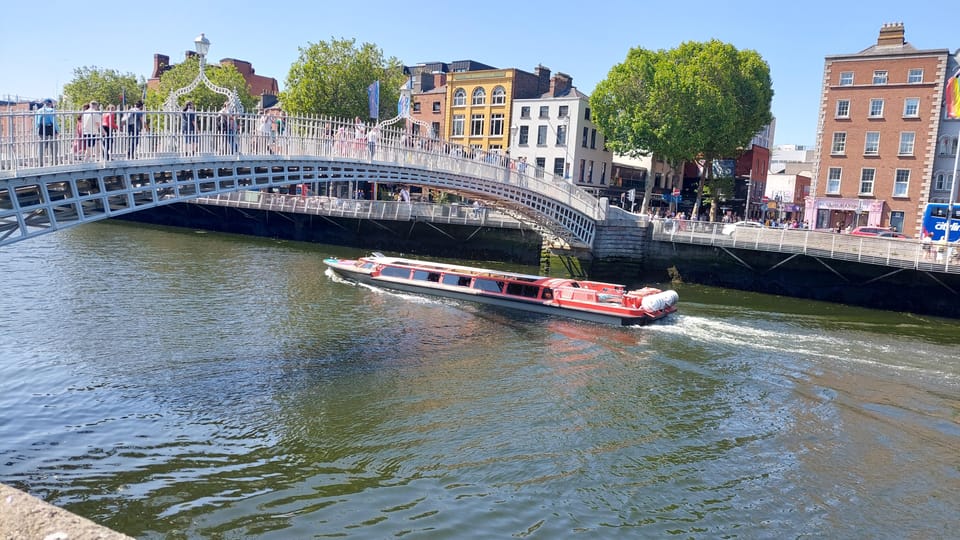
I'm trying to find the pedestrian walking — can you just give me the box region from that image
[34,99,58,166]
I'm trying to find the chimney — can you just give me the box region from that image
[534,64,551,94]
[549,73,573,97]
[152,54,170,78]
[877,22,905,47]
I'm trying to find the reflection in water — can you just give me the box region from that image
[0,221,957,538]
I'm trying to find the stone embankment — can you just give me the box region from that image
[1,483,132,540]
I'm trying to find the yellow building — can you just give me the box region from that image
[444,66,553,153]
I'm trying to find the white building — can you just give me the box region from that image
[509,74,612,194]
[770,144,814,174]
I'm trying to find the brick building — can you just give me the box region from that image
[809,23,950,235]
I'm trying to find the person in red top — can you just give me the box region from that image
[102,104,119,160]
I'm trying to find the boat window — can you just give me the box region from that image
[506,283,540,298]
[427,272,441,282]
[442,274,471,287]
[413,270,434,281]
[473,278,504,293]
[542,288,553,300]
[380,266,412,279]
[361,262,375,270]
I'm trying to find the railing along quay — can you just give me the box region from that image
[193,191,530,230]
[651,218,960,274]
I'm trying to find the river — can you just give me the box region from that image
[1,221,958,539]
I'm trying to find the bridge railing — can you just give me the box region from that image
[193,190,530,230]
[651,218,960,274]
[0,109,602,220]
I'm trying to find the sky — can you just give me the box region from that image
[1,0,952,147]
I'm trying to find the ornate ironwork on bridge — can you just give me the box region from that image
[0,110,604,249]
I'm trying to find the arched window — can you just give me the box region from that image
[491,86,506,105]
[453,88,466,107]
[936,172,947,191]
[472,87,486,106]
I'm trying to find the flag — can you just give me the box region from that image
[947,74,960,119]
[398,93,410,118]
[367,80,380,119]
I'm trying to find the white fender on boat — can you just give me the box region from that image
[641,290,679,311]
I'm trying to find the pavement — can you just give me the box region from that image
[0,483,132,540]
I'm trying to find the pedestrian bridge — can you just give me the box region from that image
[0,110,604,249]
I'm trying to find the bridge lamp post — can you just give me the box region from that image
[163,33,243,114]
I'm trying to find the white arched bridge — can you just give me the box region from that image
[0,109,606,249]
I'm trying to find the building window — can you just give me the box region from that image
[453,89,466,107]
[558,105,568,118]
[899,132,915,155]
[535,157,546,178]
[520,106,530,119]
[490,113,504,136]
[908,68,923,83]
[827,167,842,194]
[584,107,591,120]
[412,102,421,113]
[471,87,486,106]
[432,101,441,113]
[431,122,440,137]
[554,158,565,177]
[869,99,884,118]
[582,126,589,147]
[470,114,484,136]
[451,114,465,137]
[556,124,567,145]
[590,129,597,149]
[537,125,547,145]
[864,132,880,155]
[539,106,549,119]
[491,86,506,105]
[518,125,529,145]
[873,70,888,85]
[601,162,607,184]
[893,169,910,197]
[588,160,594,183]
[836,99,850,118]
[859,168,875,195]
[933,172,947,191]
[839,72,854,86]
[831,132,846,155]
[903,98,920,118]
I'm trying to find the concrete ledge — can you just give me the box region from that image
[1,483,132,540]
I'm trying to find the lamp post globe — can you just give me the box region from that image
[194,33,210,58]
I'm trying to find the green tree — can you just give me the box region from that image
[147,56,255,111]
[62,66,144,109]
[591,40,773,219]
[281,37,406,120]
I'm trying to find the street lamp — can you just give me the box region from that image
[744,178,751,221]
[163,33,243,113]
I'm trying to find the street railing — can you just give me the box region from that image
[0,109,602,221]
[651,218,960,274]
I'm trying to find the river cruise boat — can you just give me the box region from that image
[323,253,678,326]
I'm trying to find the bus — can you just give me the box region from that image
[921,203,960,241]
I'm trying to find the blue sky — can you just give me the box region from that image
[1,0,950,146]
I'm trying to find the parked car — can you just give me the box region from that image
[850,226,893,237]
[721,221,763,235]
[877,231,908,239]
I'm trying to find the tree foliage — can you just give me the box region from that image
[591,40,773,217]
[281,38,406,119]
[62,66,144,109]
[146,56,256,111]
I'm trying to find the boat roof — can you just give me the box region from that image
[367,255,547,282]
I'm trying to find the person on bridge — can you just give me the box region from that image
[182,102,197,155]
[81,101,102,161]
[34,99,58,166]
[101,104,119,160]
[122,101,144,159]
